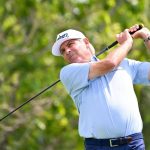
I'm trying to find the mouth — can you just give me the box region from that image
[67,54,78,63]
[68,54,75,60]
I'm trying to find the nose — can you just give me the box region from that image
[65,48,71,55]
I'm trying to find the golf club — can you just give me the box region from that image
[0,24,143,122]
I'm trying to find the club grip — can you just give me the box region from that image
[129,24,144,35]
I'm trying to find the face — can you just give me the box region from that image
[60,38,93,63]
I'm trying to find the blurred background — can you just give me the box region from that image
[0,0,150,149]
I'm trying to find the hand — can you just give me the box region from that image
[129,24,150,39]
[116,29,133,46]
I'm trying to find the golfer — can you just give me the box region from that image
[51,24,150,150]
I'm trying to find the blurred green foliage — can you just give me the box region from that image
[0,0,150,149]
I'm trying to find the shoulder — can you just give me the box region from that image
[120,58,141,66]
[60,63,90,74]
[60,63,90,80]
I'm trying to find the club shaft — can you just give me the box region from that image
[0,79,60,121]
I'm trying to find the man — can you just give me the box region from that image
[51,25,150,150]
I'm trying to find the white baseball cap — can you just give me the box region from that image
[52,29,86,56]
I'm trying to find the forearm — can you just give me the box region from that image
[88,41,132,80]
[138,27,150,79]
[106,29,133,68]
[106,40,132,67]
[88,29,133,80]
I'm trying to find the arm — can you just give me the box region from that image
[130,24,150,80]
[88,29,133,80]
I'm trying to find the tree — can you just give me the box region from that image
[0,0,150,149]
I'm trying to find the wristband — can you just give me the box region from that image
[143,36,150,42]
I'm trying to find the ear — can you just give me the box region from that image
[83,38,90,49]
[83,38,95,55]
[83,38,90,45]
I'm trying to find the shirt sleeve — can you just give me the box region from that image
[60,63,90,98]
[127,58,150,85]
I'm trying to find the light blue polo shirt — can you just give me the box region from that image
[60,56,150,139]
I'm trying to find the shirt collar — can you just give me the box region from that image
[90,55,99,61]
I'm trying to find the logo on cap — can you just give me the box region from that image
[57,33,69,41]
